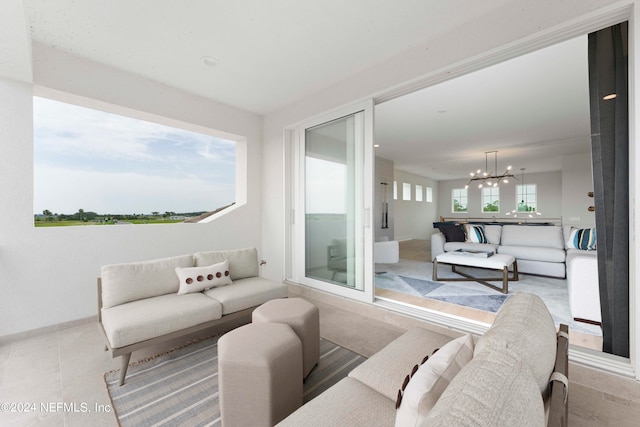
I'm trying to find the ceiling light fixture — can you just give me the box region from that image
[201,56,220,67]
[465,151,514,189]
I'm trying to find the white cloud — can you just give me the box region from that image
[33,97,237,214]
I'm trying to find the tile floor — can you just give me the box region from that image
[2,294,640,426]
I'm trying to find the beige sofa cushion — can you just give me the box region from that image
[395,334,474,427]
[203,276,287,315]
[101,293,222,348]
[194,247,259,280]
[483,225,503,245]
[348,327,453,401]
[500,225,564,249]
[276,377,396,427]
[474,292,556,392]
[421,348,545,427]
[497,245,566,262]
[100,254,194,309]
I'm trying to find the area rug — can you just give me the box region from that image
[397,275,508,313]
[104,334,365,427]
[375,258,602,336]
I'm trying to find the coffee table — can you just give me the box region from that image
[432,252,518,294]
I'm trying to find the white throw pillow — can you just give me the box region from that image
[395,334,475,427]
[175,260,232,295]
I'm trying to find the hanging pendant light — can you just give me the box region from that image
[506,168,542,217]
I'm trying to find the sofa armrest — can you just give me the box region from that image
[548,324,569,427]
[431,232,446,261]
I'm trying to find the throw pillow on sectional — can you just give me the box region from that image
[439,224,466,242]
[566,227,597,250]
[464,224,488,243]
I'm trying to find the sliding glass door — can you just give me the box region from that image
[288,101,374,302]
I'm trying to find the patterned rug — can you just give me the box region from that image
[397,275,508,313]
[375,258,602,336]
[104,334,365,427]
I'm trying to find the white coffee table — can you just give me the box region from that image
[432,252,518,294]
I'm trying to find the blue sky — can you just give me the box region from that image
[33,97,236,215]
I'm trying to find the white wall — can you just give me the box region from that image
[0,44,264,335]
[437,171,563,221]
[375,156,394,241]
[393,170,438,241]
[562,152,597,228]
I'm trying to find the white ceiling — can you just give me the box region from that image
[18,0,592,180]
[22,0,514,115]
[375,35,592,180]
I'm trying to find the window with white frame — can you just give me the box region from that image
[403,182,411,201]
[482,187,500,212]
[415,184,423,201]
[516,184,537,212]
[33,96,237,226]
[393,180,397,200]
[452,188,467,212]
[426,186,433,202]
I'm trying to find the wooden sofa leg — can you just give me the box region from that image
[119,353,132,386]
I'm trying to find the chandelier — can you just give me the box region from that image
[465,151,515,189]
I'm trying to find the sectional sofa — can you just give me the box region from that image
[431,222,602,323]
[277,292,569,427]
[432,223,567,278]
[98,247,287,385]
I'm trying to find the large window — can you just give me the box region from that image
[516,184,537,213]
[452,188,468,212]
[33,96,236,226]
[482,187,500,212]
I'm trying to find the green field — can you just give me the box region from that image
[34,219,185,227]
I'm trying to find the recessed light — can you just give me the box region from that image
[373,144,380,148]
[603,93,617,100]
[201,56,220,67]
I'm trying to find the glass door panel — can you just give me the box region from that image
[286,99,373,303]
[304,115,362,289]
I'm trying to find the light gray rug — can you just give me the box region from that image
[105,334,365,427]
[375,258,602,336]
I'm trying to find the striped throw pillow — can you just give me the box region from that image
[567,228,597,250]
[465,224,488,243]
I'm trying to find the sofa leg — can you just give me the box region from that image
[119,353,132,386]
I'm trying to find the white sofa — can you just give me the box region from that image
[431,224,567,278]
[98,247,288,385]
[566,249,601,324]
[277,292,568,427]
